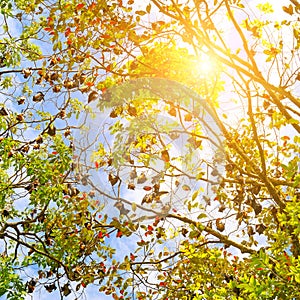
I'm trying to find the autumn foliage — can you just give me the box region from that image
[0,0,300,299]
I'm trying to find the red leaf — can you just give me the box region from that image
[143,186,152,191]
[130,253,136,261]
[76,3,85,10]
[116,230,123,238]
[95,161,100,169]
[44,27,53,32]
[147,225,153,231]
[65,27,71,37]
[105,64,112,72]
[98,231,103,238]
[86,82,94,87]
[153,218,160,226]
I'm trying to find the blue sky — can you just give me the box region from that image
[1,0,298,299]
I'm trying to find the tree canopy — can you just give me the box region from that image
[0,0,300,299]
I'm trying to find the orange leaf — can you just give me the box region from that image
[161,150,170,162]
[168,106,176,117]
[262,93,270,99]
[101,34,111,39]
[88,2,96,10]
[184,113,193,121]
[216,218,225,232]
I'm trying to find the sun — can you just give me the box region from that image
[196,54,218,77]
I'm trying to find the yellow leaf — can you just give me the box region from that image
[295,274,300,283]
[192,191,198,201]
[182,184,191,191]
[146,3,151,13]
[132,202,137,212]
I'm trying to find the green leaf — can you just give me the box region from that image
[197,213,207,219]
